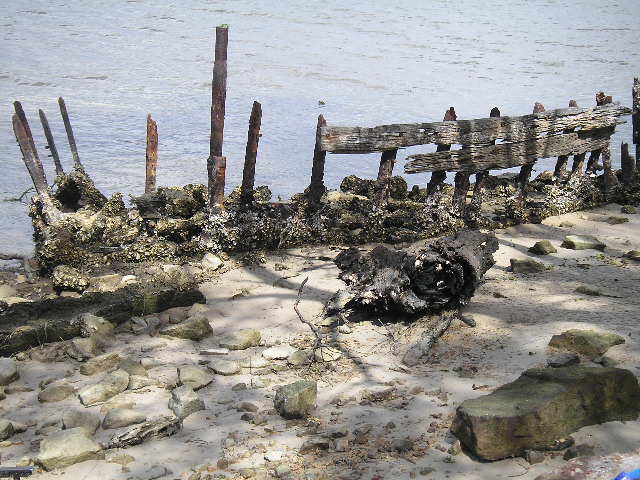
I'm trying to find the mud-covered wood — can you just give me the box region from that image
[12,113,49,196]
[319,103,630,153]
[405,127,614,174]
[621,142,635,184]
[58,97,83,170]
[427,108,456,196]
[516,103,545,198]
[570,152,587,175]
[240,101,262,205]
[308,115,328,207]
[108,416,181,449]
[331,230,498,315]
[373,149,398,204]
[467,107,500,221]
[554,101,578,178]
[145,114,158,194]
[38,109,64,177]
[633,78,639,168]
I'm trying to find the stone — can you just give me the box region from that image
[160,316,212,340]
[524,449,545,464]
[528,240,557,255]
[100,399,135,414]
[200,348,229,356]
[451,366,640,460]
[237,401,259,412]
[119,358,147,377]
[549,329,625,359]
[337,324,352,334]
[80,353,121,376]
[510,258,546,274]
[78,369,130,406]
[102,408,147,429]
[0,358,18,385]
[563,444,595,460]
[287,350,311,366]
[178,365,213,391]
[158,306,189,325]
[392,437,414,453]
[68,336,102,360]
[275,465,291,477]
[574,285,621,298]
[202,253,224,271]
[0,284,17,299]
[314,346,342,362]
[38,382,75,403]
[605,216,629,225]
[624,250,640,261]
[264,450,284,462]
[620,205,637,214]
[219,329,261,350]
[362,385,396,402]
[547,353,580,368]
[37,427,104,471]
[334,438,349,452]
[188,303,209,317]
[209,359,240,376]
[594,355,618,368]
[238,356,268,369]
[0,420,14,441]
[261,344,296,360]
[51,265,90,293]
[86,274,123,293]
[168,385,205,420]
[77,313,114,339]
[274,380,317,419]
[128,375,158,390]
[62,410,101,436]
[561,235,606,251]
[536,449,640,480]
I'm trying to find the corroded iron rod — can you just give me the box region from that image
[240,101,262,205]
[58,97,82,170]
[38,109,64,176]
[145,114,158,194]
[308,114,328,207]
[426,107,456,196]
[209,25,228,206]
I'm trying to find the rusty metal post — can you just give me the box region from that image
[308,114,328,207]
[208,155,226,212]
[38,109,64,177]
[145,114,158,194]
[427,107,456,196]
[209,25,228,206]
[58,97,83,170]
[240,101,262,205]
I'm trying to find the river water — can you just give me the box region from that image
[1,0,638,255]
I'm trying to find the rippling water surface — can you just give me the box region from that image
[1,0,638,254]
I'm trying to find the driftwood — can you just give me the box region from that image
[319,103,630,153]
[331,230,498,315]
[108,416,181,449]
[402,310,460,366]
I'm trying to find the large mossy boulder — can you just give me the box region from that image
[549,329,625,359]
[451,366,640,461]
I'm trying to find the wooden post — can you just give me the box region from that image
[38,109,64,177]
[633,78,639,170]
[145,114,158,194]
[14,102,48,189]
[517,102,544,199]
[621,142,635,184]
[240,101,262,205]
[12,114,49,195]
[208,155,226,211]
[427,107,456,195]
[467,107,500,222]
[585,93,613,174]
[593,93,618,193]
[209,25,228,207]
[373,148,398,205]
[554,100,577,178]
[58,97,83,170]
[308,114,328,207]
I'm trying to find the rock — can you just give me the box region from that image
[78,369,130,406]
[299,438,330,454]
[168,385,204,420]
[208,359,240,376]
[547,353,580,368]
[237,401,259,412]
[102,408,147,429]
[264,450,285,462]
[77,313,114,340]
[202,253,224,271]
[86,274,123,293]
[62,410,101,436]
[563,444,595,460]
[51,265,90,293]
[219,329,261,350]
[275,465,291,478]
[128,375,158,390]
[100,399,135,414]
[262,344,296,360]
[0,358,19,385]
[0,284,17,299]
[392,437,414,453]
[606,216,629,225]
[37,427,104,471]
[337,324,352,334]
[314,346,342,362]
[287,350,311,366]
[528,240,557,255]
[594,355,619,368]
[448,440,462,456]
[535,449,640,480]
[0,420,14,440]
[274,380,317,419]
[333,438,349,452]
[524,450,545,464]
[178,365,213,391]
[620,205,637,214]
[158,306,189,324]
[451,366,640,460]
[561,235,606,251]
[119,358,147,377]
[80,353,121,376]
[188,303,209,317]
[574,285,621,298]
[68,336,102,360]
[160,316,212,340]
[200,348,229,356]
[624,250,640,261]
[238,356,268,369]
[38,382,75,403]
[362,385,396,402]
[510,258,546,274]
[549,329,625,359]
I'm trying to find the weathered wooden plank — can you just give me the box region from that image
[319,103,630,153]
[58,97,83,170]
[517,103,545,198]
[633,78,639,169]
[145,114,158,194]
[404,127,614,174]
[426,107,456,196]
[13,114,49,196]
[38,109,64,177]
[308,114,328,207]
[373,149,398,204]
[14,102,48,189]
[240,101,262,205]
[553,100,578,178]
[621,142,635,184]
[585,93,613,174]
[210,25,228,159]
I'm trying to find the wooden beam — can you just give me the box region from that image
[14,102,48,189]
[308,114,328,207]
[621,142,635,184]
[58,97,83,170]
[426,107,456,196]
[38,109,64,177]
[373,148,398,205]
[554,100,577,178]
[12,114,49,195]
[207,155,226,212]
[517,103,545,199]
[209,25,228,206]
[633,78,639,169]
[585,93,613,174]
[240,101,262,205]
[405,127,613,174]
[145,114,158,194]
[319,103,630,153]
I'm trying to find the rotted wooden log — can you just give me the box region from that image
[585,93,612,174]
[633,78,639,169]
[240,101,262,205]
[38,109,64,177]
[12,112,49,196]
[553,100,577,178]
[209,25,228,210]
[145,114,158,194]
[328,229,498,315]
[207,155,226,212]
[426,107,456,196]
[516,102,545,198]
[308,114,328,207]
[58,97,83,170]
[373,148,398,205]
[621,142,635,184]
